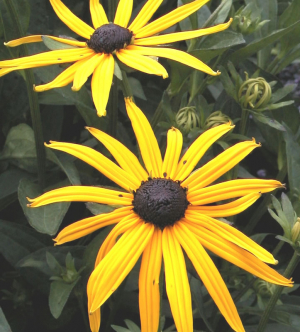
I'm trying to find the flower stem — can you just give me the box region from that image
[3,0,46,190]
[239,108,249,136]
[120,70,133,99]
[257,251,300,332]
[107,78,118,138]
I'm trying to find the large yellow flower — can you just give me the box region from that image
[27,99,292,332]
[0,0,232,116]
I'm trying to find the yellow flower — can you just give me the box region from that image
[0,0,232,116]
[27,98,292,332]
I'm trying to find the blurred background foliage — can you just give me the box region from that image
[0,0,300,331]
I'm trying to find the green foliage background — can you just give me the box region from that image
[0,0,300,331]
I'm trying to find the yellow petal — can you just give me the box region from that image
[91,54,114,117]
[135,0,210,38]
[162,127,183,179]
[174,123,234,182]
[34,57,92,92]
[27,186,133,207]
[173,222,245,332]
[187,179,283,205]
[182,139,260,191]
[72,53,104,91]
[162,226,193,332]
[116,49,168,78]
[54,206,133,245]
[128,0,164,32]
[188,193,261,217]
[90,0,108,29]
[94,213,140,267]
[44,35,87,47]
[127,45,219,76]
[139,228,162,332]
[88,221,154,312]
[45,140,140,190]
[125,98,163,177]
[114,0,133,28]
[4,35,42,47]
[135,18,233,46]
[49,0,94,39]
[86,127,148,183]
[185,222,293,287]
[185,212,277,264]
[0,47,93,68]
[88,310,101,332]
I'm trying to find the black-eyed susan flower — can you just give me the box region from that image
[0,0,232,116]
[27,98,293,332]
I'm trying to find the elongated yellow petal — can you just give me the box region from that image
[174,222,245,332]
[182,139,260,191]
[0,47,93,68]
[49,0,94,39]
[90,0,108,29]
[4,35,42,47]
[72,53,104,91]
[135,0,210,38]
[86,127,148,183]
[44,35,87,47]
[94,213,140,267]
[45,141,140,190]
[116,49,168,78]
[128,0,163,32]
[187,179,283,205]
[91,54,114,117]
[88,221,154,312]
[127,45,219,76]
[54,206,133,245]
[34,57,92,92]
[162,127,183,179]
[114,0,133,27]
[188,193,261,217]
[135,19,233,46]
[162,227,193,332]
[125,98,162,177]
[139,228,162,332]
[174,123,233,181]
[27,186,133,207]
[89,310,101,332]
[185,222,293,287]
[185,213,277,264]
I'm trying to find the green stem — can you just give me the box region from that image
[120,70,133,99]
[257,251,300,332]
[4,0,46,190]
[243,163,287,235]
[272,240,285,258]
[107,78,118,138]
[239,108,249,136]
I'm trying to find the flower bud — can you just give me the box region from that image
[176,106,199,133]
[238,73,272,110]
[204,111,231,130]
[291,218,300,243]
[253,279,276,297]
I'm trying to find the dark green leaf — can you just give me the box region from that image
[18,178,70,235]
[42,36,78,50]
[253,113,286,131]
[0,308,12,332]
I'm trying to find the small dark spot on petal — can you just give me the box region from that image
[57,58,62,60]
[183,160,187,165]
[163,172,167,178]
[118,194,123,197]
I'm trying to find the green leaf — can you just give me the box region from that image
[42,36,78,50]
[268,208,288,231]
[124,319,141,332]
[18,178,70,236]
[253,113,285,131]
[283,124,300,195]
[46,251,62,275]
[0,308,12,332]
[47,149,81,185]
[281,193,296,226]
[128,77,146,101]
[198,30,245,50]
[230,20,300,63]
[111,325,130,332]
[0,124,40,173]
[49,279,79,319]
[270,84,297,104]
[267,101,294,110]
[85,202,115,216]
[275,235,293,246]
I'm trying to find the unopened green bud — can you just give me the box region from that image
[231,5,269,35]
[254,279,276,297]
[176,106,199,133]
[238,73,272,110]
[291,218,300,243]
[204,111,231,130]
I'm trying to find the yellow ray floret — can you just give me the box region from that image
[90,0,108,29]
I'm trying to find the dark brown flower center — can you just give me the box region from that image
[133,178,189,230]
[87,23,133,54]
